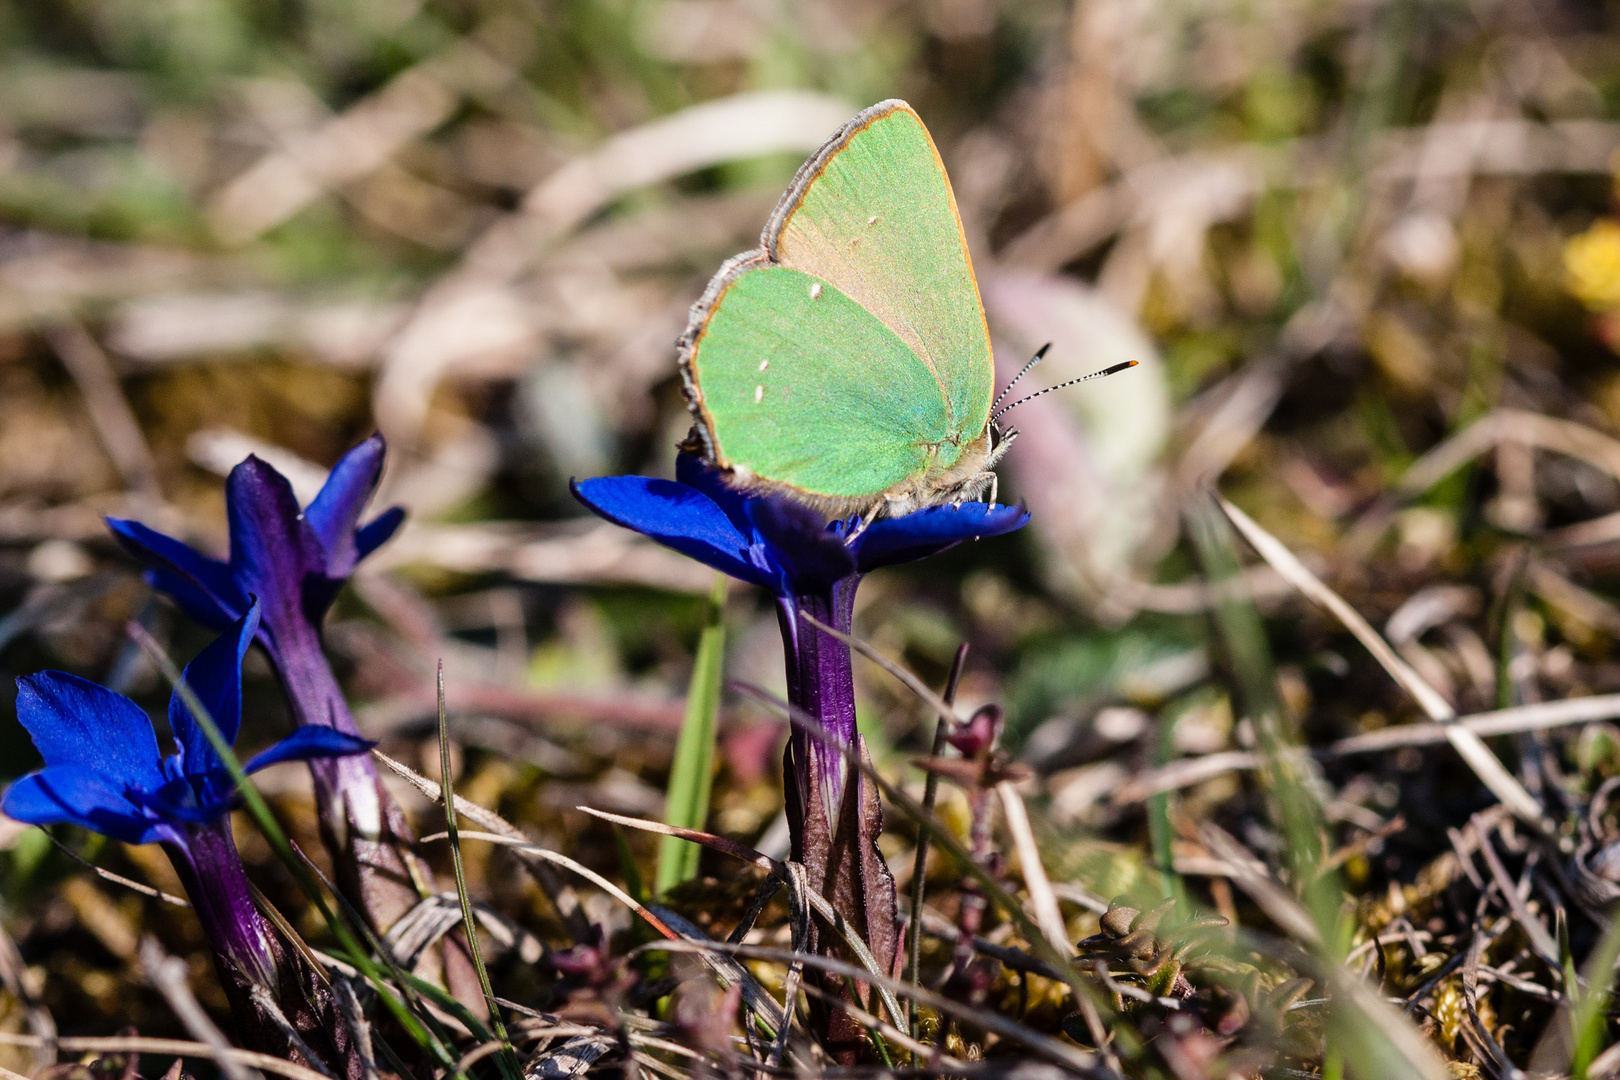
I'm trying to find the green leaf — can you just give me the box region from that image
[656,575,728,895]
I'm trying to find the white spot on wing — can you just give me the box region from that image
[754,384,764,403]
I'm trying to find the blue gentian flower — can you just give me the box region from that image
[106,435,404,642]
[573,453,1027,973]
[574,453,1027,755]
[105,436,408,917]
[573,453,1028,603]
[2,602,371,986]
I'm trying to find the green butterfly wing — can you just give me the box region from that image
[688,265,950,500]
[765,100,994,444]
[680,100,994,506]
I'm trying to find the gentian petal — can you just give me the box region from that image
[242,726,375,774]
[170,602,262,779]
[226,456,327,630]
[14,673,166,792]
[745,496,854,594]
[306,434,389,578]
[298,504,404,617]
[355,506,406,560]
[106,517,246,629]
[852,502,1030,572]
[132,775,223,824]
[3,766,167,845]
[675,453,752,534]
[572,475,762,585]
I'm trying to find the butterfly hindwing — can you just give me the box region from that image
[678,100,996,510]
[765,101,994,446]
[687,265,949,501]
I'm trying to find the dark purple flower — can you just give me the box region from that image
[573,454,1027,978]
[106,435,403,643]
[105,436,416,927]
[2,602,370,984]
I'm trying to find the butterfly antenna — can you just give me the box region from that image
[992,359,1139,422]
[990,343,1051,417]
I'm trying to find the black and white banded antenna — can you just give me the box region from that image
[990,343,1050,418]
[992,359,1139,423]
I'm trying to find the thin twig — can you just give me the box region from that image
[372,748,591,941]
[423,830,679,940]
[248,987,337,1080]
[141,937,260,1080]
[908,642,966,1046]
[41,828,189,906]
[0,1033,334,1080]
[567,808,901,1036]
[796,613,962,726]
[1218,495,1547,826]
[0,919,55,1072]
[46,321,162,499]
[333,979,380,1080]
[1118,693,1620,800]
[1473,824,1560,970]
[635,940,1102,1076]
[997,781,1071,958]
[1195,823,1322,945]
[435,661,517,1067]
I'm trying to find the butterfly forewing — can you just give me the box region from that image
[766,101,994,444]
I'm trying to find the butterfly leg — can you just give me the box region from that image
[846,498,886,543]
[950,472,993,509]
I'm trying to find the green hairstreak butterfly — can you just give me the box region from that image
[677,98,1133,522]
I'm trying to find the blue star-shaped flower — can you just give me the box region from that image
[105,434,404,668]
[2,603,371,986]
[577,454,1027,981]
[105,435,404,847]
[572,453,1029,600]
[2,601,371,846]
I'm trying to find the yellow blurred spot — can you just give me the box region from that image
[1565,218,1620,310]
[1364,311,1435,396]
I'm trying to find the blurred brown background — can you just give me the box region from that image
[7,0,1620,1045]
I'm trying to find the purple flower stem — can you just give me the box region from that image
[164,820,278,989]
[164,820,364,1079]
[271,632,436,922]
[270,628,487,1016]
[776,577,899,1063]
[776,581,860,825]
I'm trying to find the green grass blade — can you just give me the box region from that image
[611,824,648,906]
[1147,707,1189,913]
[906,641,966,1047]
[1572,906,1620,1079]
[1187,498,1325,895]
[436,662,523,1080]
[656,576,728,895]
